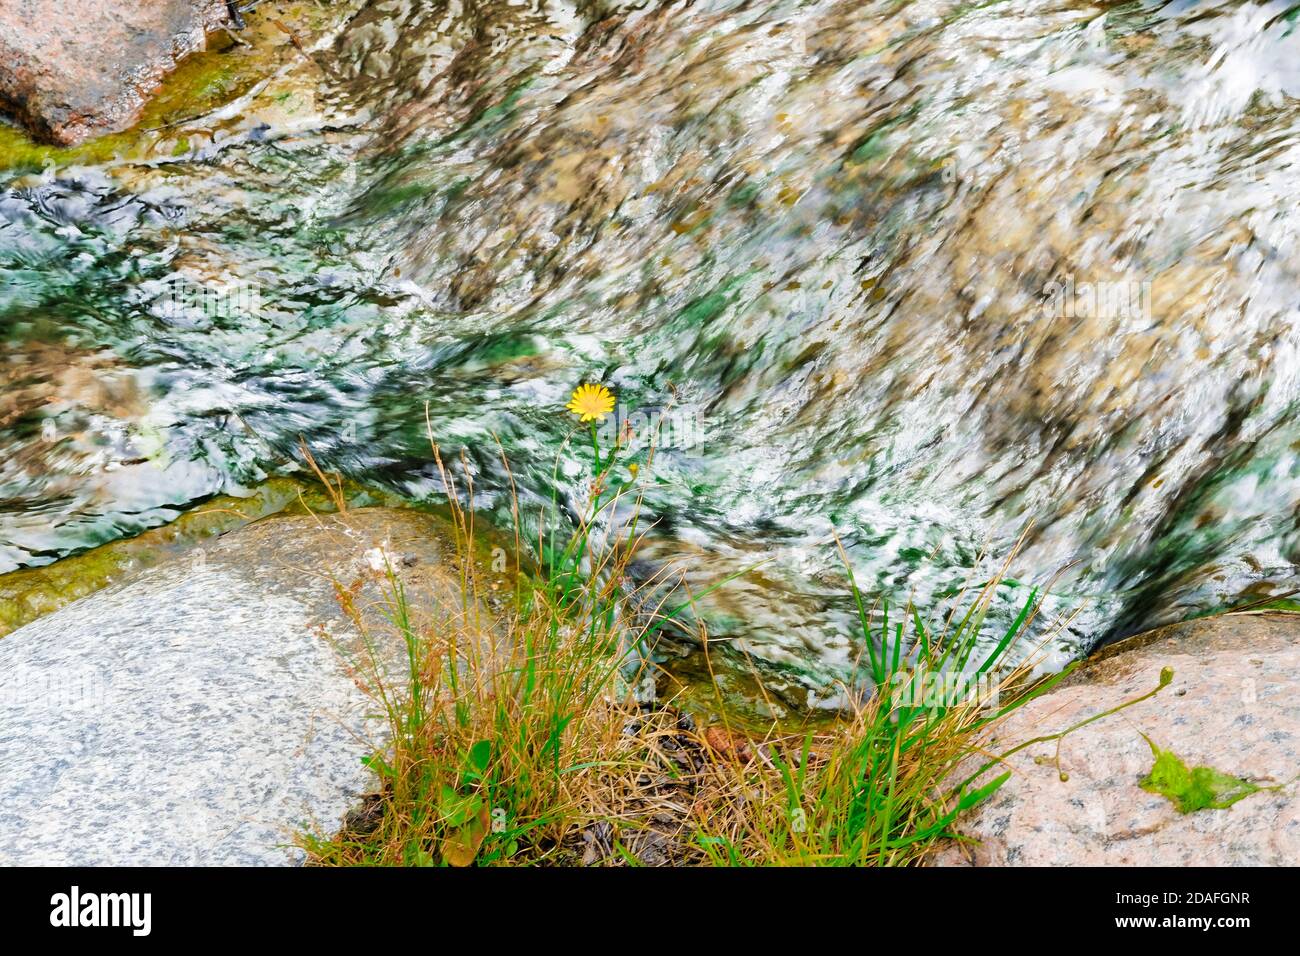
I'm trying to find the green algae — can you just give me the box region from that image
[0,1,344,175]
[0,475,401,638]
[1139,734,1275,813]
[0,42,248,173]
[0,466,525,640]
[0,478,296,637]
[7,0,1300,693]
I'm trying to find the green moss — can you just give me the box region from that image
[1251,598,1300,613]
[1139,736,1270,813]
[0,124,117,172]
[0,1,346,175]
[0,468,505,639]
[0,42,254,172]
[0,476,354,638]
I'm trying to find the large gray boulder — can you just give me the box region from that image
[0,0,232,145]
[937,614,1300,866]
[0,507,490,865]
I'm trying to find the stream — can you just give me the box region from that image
[4,0,1300,702]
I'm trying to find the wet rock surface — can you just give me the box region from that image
[0,0,231,145]
[936,614,1300,866]
[0,506,487,865]
[8,2,1300,687]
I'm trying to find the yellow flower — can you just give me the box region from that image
[566,383,615,423]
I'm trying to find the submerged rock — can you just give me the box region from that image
[936,615,1300,866]
[0,507,498,865]
[0,0,232,145]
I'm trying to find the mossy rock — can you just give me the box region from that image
[0,476,388,638]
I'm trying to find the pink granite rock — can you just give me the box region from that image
[0,0,232,145]
[936,614,1300,866]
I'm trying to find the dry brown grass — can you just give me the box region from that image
[300,429,1100,867]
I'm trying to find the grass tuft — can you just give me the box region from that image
[302,415,1093,867]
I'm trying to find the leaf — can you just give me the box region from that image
[438,785,483,827]
[975,588,1037,676]
[361,754,396,778]
[956,770,1011,812]
[441,804,491,867]
[702,726,753,761]
[1139,740,1263,813]
[409,846,436,867]
[613,842,643,867]
[468,739,492,774]
[887,772,1011,848]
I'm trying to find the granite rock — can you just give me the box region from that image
[935,614,1300,866]
[0,0,232,145]
[0,507,493,865]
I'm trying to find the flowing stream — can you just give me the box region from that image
[5,0,1300,703]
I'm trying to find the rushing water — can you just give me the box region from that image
[4,0,1300,702]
